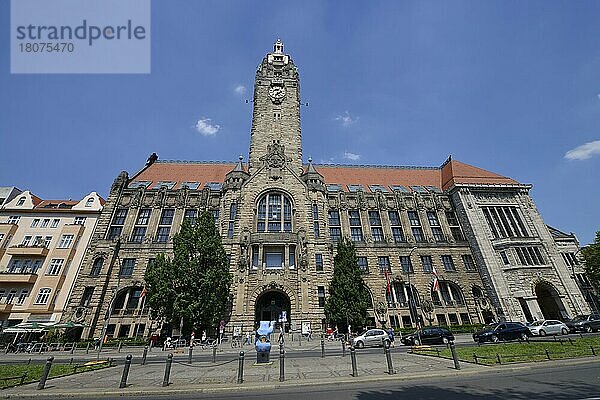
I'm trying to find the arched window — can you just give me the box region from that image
[257,192,292,232]
[432,281,465,306]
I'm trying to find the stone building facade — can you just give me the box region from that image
[0,191,104,330]
[64,40,590,340]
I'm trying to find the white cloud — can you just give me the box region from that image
[564,140,600,160]
[194,118,221,136]
[335,111,358,127]
[343,151,361,161]
[234,84,247,96]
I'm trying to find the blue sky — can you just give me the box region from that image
[0,0,599,244]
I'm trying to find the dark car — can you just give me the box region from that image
[566,314,600,333]
[473,322,530,343]
[401,327,454,346]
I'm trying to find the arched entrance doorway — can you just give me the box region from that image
[255,290,291,331]
[535,282,567,320]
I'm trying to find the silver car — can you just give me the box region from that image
[352,329,389,348]
[528,320,569,336]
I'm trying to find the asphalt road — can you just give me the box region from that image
[84,360,600,400]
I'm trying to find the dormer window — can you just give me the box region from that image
[16,197,25,206]
[85,197,94,207]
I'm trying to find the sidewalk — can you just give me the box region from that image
[1,342,482,398]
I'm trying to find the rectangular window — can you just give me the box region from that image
[31,260,42,273]
[482,206,529,239]
[368,211,384,242]
[159,209,175,225]
[90,258,103,276]
[41,218,50,228]
[421,255,433,272]
[51,219,60,228]
[378,256,391,273]
[6,289,17,304]
[136,208,152,225]
[388,211,401,226]
[47,259,64,275]
[80,287,94,307]
[426,211,439,227]
[155,227,171,243]
[21,235,32,246]
[252,245,259,268]
[431,227,444,242]
[131,227,147,243]
[31,219,40,228]
[315,253,323,271]
[119,258,135,277]
[500,250,510,265]
[317,286,325,307]
[229,203,237,220]
[184,209,198,224]
[74,216,86,225]
[408,211,425,242]
[228,222,235,239]
[441,255,456,272]
[400,256,413,273]
[17,289,29,305]
[57,234,74,248]
[34,288,51,305]
[108,226,123,240]
[289,245,296,268]
[357,256,369,273]
[263,246,284,269]
[328,209,341,242]
[407,211,420,226]
[212,209,220,226]
[462,254,476,271]
[349,210,361,226]
[8,216,21,225]
[312,204,320,238]
[350,227,364,242]
[412,227,425,242]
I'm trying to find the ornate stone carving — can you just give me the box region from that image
[260,142,291,181]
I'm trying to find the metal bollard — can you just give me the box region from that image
[545,348,550,360]
[591,346,596,356]
[69,357,73,365]
[382,338,387,354]
[70,343,75,354]
[449,342,461,370]
[299,331,302,346]
[212,344,217,363]
[237,351,245,384]
[350,346,358,377]
[141,346,148,365]
[118,340,123,353]
[496,353,501,364]
[188,345,193,364]
[473,353,478,364]
[321,338,325,358]
[384,340,394,374]
[162,353,173,387]
[279,343,285,382]
[119,354,132,388]
[341,339,346,357]
[86,342,90,354]
[37,356,54,390]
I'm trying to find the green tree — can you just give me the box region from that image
[581,231,600,289]
[144,211,232,335]
[324,238,370,331]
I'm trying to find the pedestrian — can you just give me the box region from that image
[307,326,312,341]
[387,328,395,347]
[190,331,195,347]
[201,330,207,344]
[244,331,251,346]
[93,337,100,350]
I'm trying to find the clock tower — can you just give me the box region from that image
[248,39,303,175]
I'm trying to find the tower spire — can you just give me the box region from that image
[273,38,284,54]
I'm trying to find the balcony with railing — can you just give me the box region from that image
[0,268,38,283]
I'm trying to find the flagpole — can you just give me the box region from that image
[406,246,421,345]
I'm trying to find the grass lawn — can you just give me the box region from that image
[412,336,600,365]
[0,360,110,389]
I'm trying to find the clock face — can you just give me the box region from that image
[268,85,286,103]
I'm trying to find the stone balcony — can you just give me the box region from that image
[0,271,38,284]
[6,245,49,257]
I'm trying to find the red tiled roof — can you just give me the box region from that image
[131,159,521,193]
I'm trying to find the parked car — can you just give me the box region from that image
[352,329,389,348]
[401,327,454,346]
[473,322,530,343]
[566,314,600,333]
[527,320,570,336]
